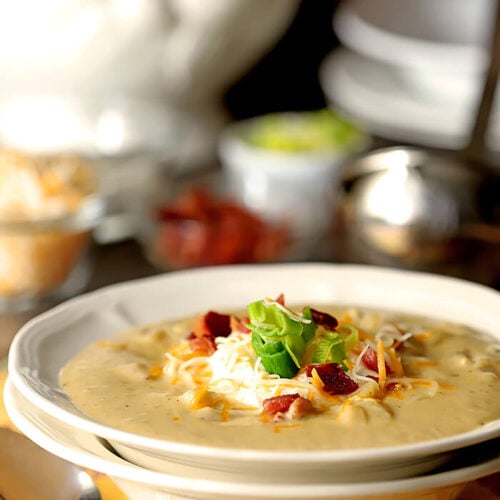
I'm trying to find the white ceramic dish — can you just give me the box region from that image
[7,263,500,480]
[333,0,500,110]
[4,379,499,500]
[218,112,369,254]
[333,0,493,73]
[319,48,500,150]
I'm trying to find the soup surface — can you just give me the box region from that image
[60,299,500,450]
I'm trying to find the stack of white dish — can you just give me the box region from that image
[5,264,500,499]
[320,0,500,151]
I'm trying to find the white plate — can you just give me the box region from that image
[332,0,493,73]
[332,0,497,106]
[7,264,500,478]
[4,379,499,500]
[319,48,500,151]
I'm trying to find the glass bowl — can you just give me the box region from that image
[132,171,295,270]
[0,149,105,312]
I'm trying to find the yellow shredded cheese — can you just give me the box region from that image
[147,364,164,380]
[439,383,456,391]
[309,368,325,390]
[387,347,405,377]
[413,330,435,341]
[376,340,387,389]
[156,310,447,422]
[407,359,439,368]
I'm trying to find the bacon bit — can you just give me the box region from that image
[188,311,232,355]
[229,315,239,332]
[287,396,314,419]
[361,346,379,372]
[310,308,338,331]
[361,348,392,374]
[306,363,359,395]
[187,332,216,355]
[386,382,402,391]
[275,293,285,305]
[385,382,405,399]
[194,311,231,338]
[392,340,404,351]
[230,315,251,334]
[153,188,289,268]
[362,346,393,375]
[262,393,301,415]
[262,394,313,421]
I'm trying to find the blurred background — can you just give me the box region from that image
[0,0,499,326]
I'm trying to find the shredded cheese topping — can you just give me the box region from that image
[157,310,441,421]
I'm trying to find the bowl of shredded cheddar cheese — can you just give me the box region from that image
[0,149,104,311]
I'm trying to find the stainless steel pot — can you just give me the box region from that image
[332,146,500,284]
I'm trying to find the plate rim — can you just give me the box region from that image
[8,262,500,464]
[4,378,499,498]
[319,48,500,151]
[332,0,487,73]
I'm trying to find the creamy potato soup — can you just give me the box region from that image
[60,297,500,450]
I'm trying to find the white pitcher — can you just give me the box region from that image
[0,0,299,163]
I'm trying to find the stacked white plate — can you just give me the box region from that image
[321,0,500,151]
[5,264,500,499]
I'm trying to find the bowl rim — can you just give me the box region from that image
[7,263,500,465]
[333,0,489,73]
[218,111,370,164]
[0,194,105,232]
[4,378,500,498]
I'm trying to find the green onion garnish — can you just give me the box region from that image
[247,299,317,378]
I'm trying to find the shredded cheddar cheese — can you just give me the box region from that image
[408,360,439,368]
[376,340,387,389]
[0,149,98,297]
[309,368,325,390]
[413,331,435,341]
[387,347,405,377]
[438,383,456,391]
[152,307,447,422]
